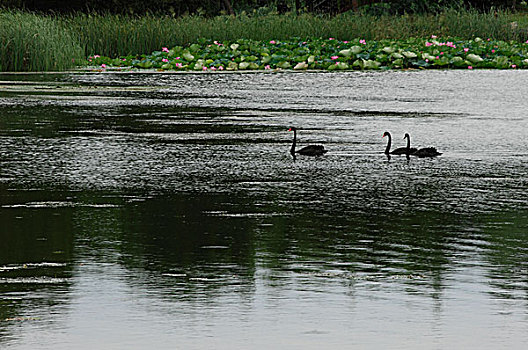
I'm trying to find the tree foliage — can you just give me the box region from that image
[1,0,525,16]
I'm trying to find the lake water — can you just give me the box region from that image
[0,70,527,349]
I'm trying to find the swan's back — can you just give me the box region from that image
[296,145,327,156]
[412,147,442,158]
[391,147,417,155]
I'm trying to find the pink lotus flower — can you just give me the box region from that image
[162,58,168,63]
[464,48,469,52]
[175,57,180,60]
[425,59,429,62]
[175,63,183,67]
[329,37,335,40]
[94,55,100,58]
[425,42,433,47]
[343,41,348,43]
[211,67,217,71]
[512,64,517,68]
[101,64,106,69]
[162,47,169,52]
[270,40,276,44]
[264,65,271,70]
[202,67,207,71]
[359,39,366,44]
[218,66,224,70]
[468,66,473,70]
[491,49,495,53]
[331,56,339,60]
[431,35,437,39]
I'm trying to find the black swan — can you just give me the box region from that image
[383,131,417,155]
[405,133,442,158]
[289,127,327,156]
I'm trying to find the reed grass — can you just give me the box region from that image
[66,9,528,58]
[1,8,527,71]
[0,11,84,71]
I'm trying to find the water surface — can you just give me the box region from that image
[1,70,527,349]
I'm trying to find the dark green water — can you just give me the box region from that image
[1,71,527,349]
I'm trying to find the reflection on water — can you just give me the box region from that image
[0,71,527,349]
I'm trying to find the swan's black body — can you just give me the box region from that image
[403,133,442,157]
[289,127,327,156]
[383,131,417,155]
[412,147,442,158]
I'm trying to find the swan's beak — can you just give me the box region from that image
[288,128,292,131]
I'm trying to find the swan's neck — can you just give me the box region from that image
[290,130,297,155]
[405,135,411,154]
[384,134,391,154]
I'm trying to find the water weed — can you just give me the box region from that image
[90,37,528,71]
[0,11,84,71]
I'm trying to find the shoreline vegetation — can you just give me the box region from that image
[1,9,528,72]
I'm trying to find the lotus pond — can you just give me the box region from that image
[89,37,528,71]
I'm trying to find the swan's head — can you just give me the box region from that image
[403,133,410,139]
[382,131,390,138]
[288,127,297,132]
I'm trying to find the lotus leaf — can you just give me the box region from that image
[294,62,308,70]
[350,46,363,55]
[193,60,204,70]
[183,52,194,61]
[277,61,291,69]
[450,56,464,65]
[227,61,238,70]
[392,58,403,67]
[363,60,380,69]
[402,51,418,59]
[189,44,201,52]
[422,53,436,61]
[467,54,483,63]
[352,59,364,69]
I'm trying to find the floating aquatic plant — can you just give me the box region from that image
[89,37,528,72]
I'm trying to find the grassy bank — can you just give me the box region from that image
[67,9,528,58]
[1,9,528,72]
[0,11,84,71]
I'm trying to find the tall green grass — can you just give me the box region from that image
[0,11,84,71]
[66,9,528,58]
[1,8,527,71]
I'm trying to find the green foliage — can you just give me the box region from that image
[361,0,464,15]
[89,37,528,71]
[0,11,84,71]
[65,9,528,59]
[1,7,528,72]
